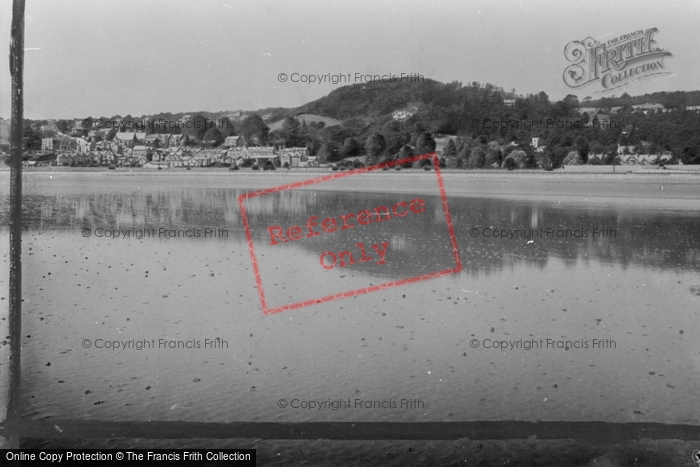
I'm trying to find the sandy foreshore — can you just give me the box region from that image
[5,166,700,464]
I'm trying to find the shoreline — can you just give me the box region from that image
[2,167,699,206]
[3,165,700,174]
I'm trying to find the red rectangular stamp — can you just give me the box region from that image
[238,152,462,315]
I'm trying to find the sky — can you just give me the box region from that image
[0,0,699,120]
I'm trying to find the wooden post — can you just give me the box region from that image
[7,0,26,449]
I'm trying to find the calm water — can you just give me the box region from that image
[1,175,699,424]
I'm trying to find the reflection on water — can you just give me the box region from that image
[2,178,700,425]
[5,186,700,274]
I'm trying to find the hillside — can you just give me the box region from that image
[15,79,700,165]
[583,91,700,110]
[297,78,508,122]
[268,114,341,132]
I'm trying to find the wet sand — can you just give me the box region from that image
[2,170,700,463]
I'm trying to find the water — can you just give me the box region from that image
[1,174,699,424]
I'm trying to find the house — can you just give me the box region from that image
[115,132,146,147]
[96,150,116,165]
[617,144,636,155]
[76,138,93,153]
[619,154,639,164]
[98,140,123,155]
[181,154,197,167]
[222,146,278,165]
[392,106,418,121]
[143,133,170,147]
[618,150,672,165]
[167,134,183,147]
[227,111,244,121]
[610,103,665,115]
[277,147,309,167]
[41,137,56,151]
[576,107,604,115]
[223,135,245,148]
[191,148,216,166]
[300,155,318,167]
[56,153,73,166]
[147,149,165,163]
[132,145,149,160]
[246,147,278,165]
[163,148,184,167]
[632,103,664,114]
[42,135,77,153]
[143,134,161,145]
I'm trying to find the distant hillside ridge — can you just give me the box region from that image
[268,114,341,132]
[581,90,700,109]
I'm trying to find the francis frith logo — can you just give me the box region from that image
[563,27,672,92]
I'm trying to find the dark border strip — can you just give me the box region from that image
[10,421,700,443]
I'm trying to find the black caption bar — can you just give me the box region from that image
[1,449,255,466]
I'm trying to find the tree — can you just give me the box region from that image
[340,138,360,158]
[457,140,472,164]
[680,145,700,164]
[219,116,234,136]
[468,146,486,169]
[415,132,436,154]
[503,157,518,170]
[23,122,41,150]
[56,119,72,134]
[184,113,211,141]
[281,116,302,147]
[484,147,502,167]
[203,127,224,146]
[562,150,583,165]
[443,138,457,158]
[239,114,269,145]
[511,150,529,168]
[604,150,620,165]
[575,136,590,163]
[563,94,579,106]
[365,133,386,161]
[590,142,605,157]
[398,145,415,168]
[318,141,339,163]
[551,147,570,168]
